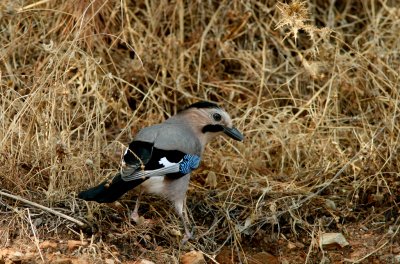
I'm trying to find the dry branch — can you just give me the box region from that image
[0,190,85,227]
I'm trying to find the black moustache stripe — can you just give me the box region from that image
[202,124,224,133]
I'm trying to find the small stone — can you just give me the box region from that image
[132,260,155,264]
[206,171,217,188]
[320,233,349,248]
[136,216,146,226]
[170,229,182,237]
[33,217,43,227]
[12,251,23,258]
[287,241,297,250]
[181,250,206,264]
[325,199,336,210]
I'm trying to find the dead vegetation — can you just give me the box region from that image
[0,0,399,263]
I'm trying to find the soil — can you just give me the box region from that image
[1,222,399,263]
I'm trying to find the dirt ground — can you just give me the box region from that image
[1,195,400,264]
[1,223,400,263]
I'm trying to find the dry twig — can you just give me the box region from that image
[0,190,85,227]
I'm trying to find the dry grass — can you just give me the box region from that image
[0,0,399,263]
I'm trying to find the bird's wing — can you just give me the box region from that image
[135,123,203,155]
[77,140,154,203]
[120,140,154,180]
[122,151,201,181]
[121,124,201,182]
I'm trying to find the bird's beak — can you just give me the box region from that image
[223,126,244,141]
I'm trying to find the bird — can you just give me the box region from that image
[78,101,243,243]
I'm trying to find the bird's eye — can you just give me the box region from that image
[213,113,222,122]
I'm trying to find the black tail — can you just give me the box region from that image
[78,173,146,203]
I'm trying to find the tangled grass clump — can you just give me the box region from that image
[0,0,399,262]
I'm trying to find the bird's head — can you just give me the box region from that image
[179,101,244,145]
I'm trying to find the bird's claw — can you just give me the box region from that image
[181,232,193,245]
[131,211,147,225]
[130,211,139,222]
[181,226,195,245]
[131,211,153,226]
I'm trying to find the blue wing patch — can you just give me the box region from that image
[179,154,201,174]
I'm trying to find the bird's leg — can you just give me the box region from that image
[130,188,144,223]
[180,213,192,244]
[176,199,192,244]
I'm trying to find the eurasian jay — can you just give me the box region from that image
[78,101,243,242]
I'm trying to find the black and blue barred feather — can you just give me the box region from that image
[78,140,202,202]
[179,154,201,174]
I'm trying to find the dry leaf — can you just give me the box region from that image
[181,251,205,264]
[67,240,87,251]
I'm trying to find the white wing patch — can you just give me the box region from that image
[121,148,129,167]
[159,157,178,167]
[122,156,182,182]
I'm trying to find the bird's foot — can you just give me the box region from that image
[181,229,193,245]
[130,211,153,226]
[130,211,140,223]
[181,234,192,245]
[130,211,146,225]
